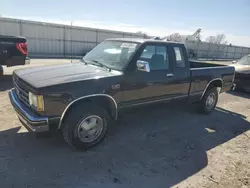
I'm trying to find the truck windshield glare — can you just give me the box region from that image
[83,40,138,71]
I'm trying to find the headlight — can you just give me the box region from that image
[29,92,44,111]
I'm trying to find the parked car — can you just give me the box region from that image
[0,35,29,75]
[9,38,235,150]
[230,54,250,92]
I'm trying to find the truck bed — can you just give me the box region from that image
[190,60,225,68]
[187,60,235,103]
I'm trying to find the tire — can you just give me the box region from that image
[61,103,110,150]
[198,87,218,114]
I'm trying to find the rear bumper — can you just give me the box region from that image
[25,57,30,65]
[9,89,50,132]
[221,83,236,92]
[232,83,236,91]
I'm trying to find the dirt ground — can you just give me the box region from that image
[0,60,250,188]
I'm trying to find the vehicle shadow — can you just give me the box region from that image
[0,74,13,91]
[228,90,250,99]
[0,103,249,187]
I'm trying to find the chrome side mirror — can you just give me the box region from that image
[137,60,150,72]
[232,60,237,64]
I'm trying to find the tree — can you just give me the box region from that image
[205,34,227,44]
[165,33,182,42]
[136,31,149,38]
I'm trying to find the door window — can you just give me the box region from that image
[139,45,169,70]
[173,47,185,67]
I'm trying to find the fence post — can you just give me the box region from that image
[19,20,23,36]
[233,47,236,59]
[63,26,66,57]
[96,29,98,46]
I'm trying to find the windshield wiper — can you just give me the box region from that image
[87,60,112,71]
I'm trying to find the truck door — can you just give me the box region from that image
[169,44,191,97]
[121,42,187,107]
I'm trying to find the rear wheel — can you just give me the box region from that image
[198,87,218,114]
[62,103,110,150]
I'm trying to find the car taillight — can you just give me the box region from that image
[16,42,28,55]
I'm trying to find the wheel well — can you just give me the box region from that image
[209,79,223,88]
[201,79,223,99]
[59,96,117,129]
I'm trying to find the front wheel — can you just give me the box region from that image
[198,87,218,114]
[62,103,110,150]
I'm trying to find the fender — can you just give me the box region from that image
[58,94,118,129]
[200,78,223,100]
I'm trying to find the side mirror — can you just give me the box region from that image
[232,60,237,64]
[137,60,150,72]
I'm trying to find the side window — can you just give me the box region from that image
[174,47,185,68]
[139,45,169,70]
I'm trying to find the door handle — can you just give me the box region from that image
[166,73,173,77]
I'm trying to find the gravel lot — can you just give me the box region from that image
[0,59,250,188]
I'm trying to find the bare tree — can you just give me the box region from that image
[165,33,182,42]
[136,31,149,38]
[205,34,227,44]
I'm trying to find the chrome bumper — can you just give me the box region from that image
[232,83,236,91]
[9,89,49,132]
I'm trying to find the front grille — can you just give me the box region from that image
[13,74,30,107]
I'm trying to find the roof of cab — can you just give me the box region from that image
[106,38,184,45]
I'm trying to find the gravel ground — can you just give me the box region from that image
[0,60,250,188]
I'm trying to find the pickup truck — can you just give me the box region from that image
[9,38,235,150]
[0,35,29,75]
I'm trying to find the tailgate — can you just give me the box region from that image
[0,36,27,67]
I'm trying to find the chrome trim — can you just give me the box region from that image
[200,78,223,100]
[122,95,188,108]
[166,73,173,77]
[58,94,118,129]
[189,91,203,96]
[232,84,236,91]
[190,66,228,71]
[25,57,30,65]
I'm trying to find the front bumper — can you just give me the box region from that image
[9,89,49,132]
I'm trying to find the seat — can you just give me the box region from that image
[149,54,165,70]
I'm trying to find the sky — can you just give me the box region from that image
[1,0,250,46]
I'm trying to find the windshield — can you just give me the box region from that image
[237,55,250,65]
[83,40,139,71]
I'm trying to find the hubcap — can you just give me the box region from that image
[76,115,103,143]
[245,87,250,92]
[206,93,216,110]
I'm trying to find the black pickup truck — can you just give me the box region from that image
[0,35,29,75]
[9,38,235,150]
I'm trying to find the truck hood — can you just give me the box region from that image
[14,62,121,88]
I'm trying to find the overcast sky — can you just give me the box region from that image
[1,0,250,47]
